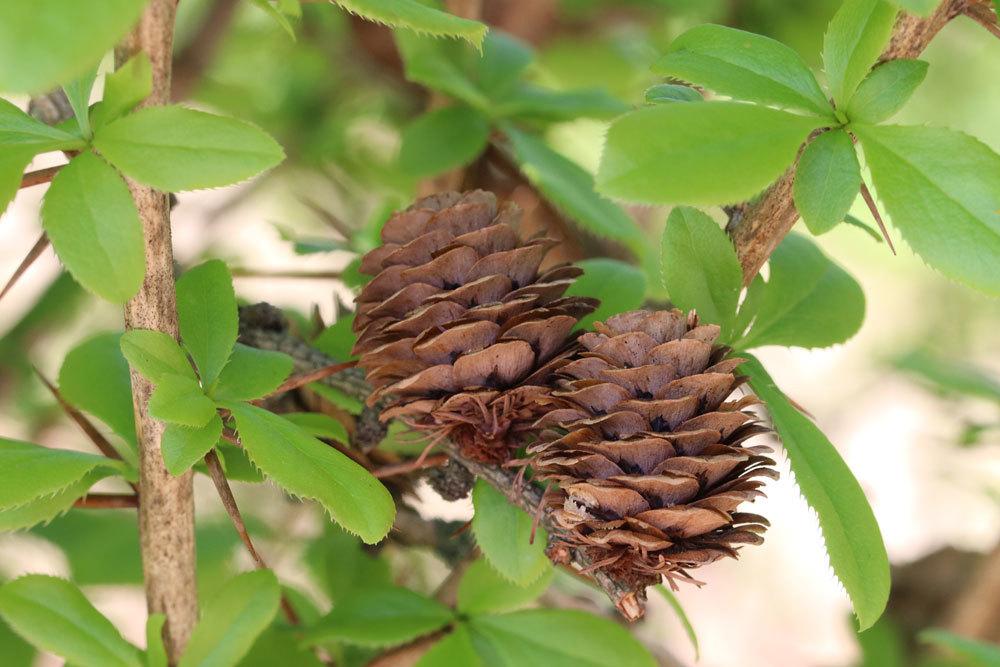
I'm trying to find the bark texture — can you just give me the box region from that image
[119,0,199,660]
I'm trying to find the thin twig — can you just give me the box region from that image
[19,166,62,189]
[965,1,1000,38]
[74,493,139,509]
[260,360,357,401]
[859,182,896,255]
[373,454,449,479]
[203,450,301,625]
[0,233,50,301]
[171,0,240,100]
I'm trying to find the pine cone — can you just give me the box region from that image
[530,309,777,589]
[353,190,596,462]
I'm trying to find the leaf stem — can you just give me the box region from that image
[859,181,897,255]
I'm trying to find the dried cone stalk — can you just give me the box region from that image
[353,190,596,462]
[531,309,777,590]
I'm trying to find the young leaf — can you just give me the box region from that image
[471,481,551,586]
[395,32,488,108]
[211,344,293,402]
[176,260,239,390]
[503,126,645,254]
[0,437,125,509]
[415,626,481,667]
[0,0,146,94]
[120,330,196,384]
[737,233,865,349]
[457,559,553,616]
[178,570,281,667]
[741,355,890,630]
[0,148,36,216]
[93,53,153,128]
[919,628,1000,666]
[476,31,533,96]
[59,332,137,449]
[144,614,167,667]
[893,350,1000,402]
[281,413,350,443]
[822,0,898,107]
[0,575,142,667]
[0,99,86,151]
[306,586,453,648]
[304,523,391,602]
[41,152,145,303]
[654,586,699,661]
[857,617,905,667]
[659,206,742,338]
[493,86,628,122]
[853,123,1000,296]
[846,59,928,124]
[793,129,862,235]
[162,414,224,476]
[654,24,831,116]
[398,106,490,179]
[0,469,113,532]
[147,374,218,428]
[62,64,99,139]
[225,402,395,544]
[564,258,646,331]
[249,0,297,39]
[467,609,657,667]
[216,445,265,484]
[644,84,702,104]
[93,106,285,191]
[333,0,487,49]
[598,102,827,205]
[312,313,357,361]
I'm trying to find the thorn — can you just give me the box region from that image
[1,233,50,302]
[19,165,62,189]
[74,493,138,509]
[859,182,896,255]
[965,2,1000,40]
[298,196,354,239]
[257,359,356,401]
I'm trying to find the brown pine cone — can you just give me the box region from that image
[529,309,777,590]
[352,190,596,462]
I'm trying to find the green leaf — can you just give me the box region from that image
[853,123,1000,295]
[0,437,125,510]
[398,106,490,179]
[162,415,224,476]
[654,24,831,116]
[396,31,488,107]
[307,382,365,415]
[504,126,644,253]
[63,64,99,139]
[846,59,928,123]
[226,402,395,543]
[144,614,167,667]
[59,332,138,450]
[493,86,628,122]
[306,586,453,648]
[598,102,826,206]
[178,570,281,667]
[312,314,357,361]
[563,258,646,332]
[0,469,113,532]
[93,53,153,128]
[471,481,551,586]
[120,330,195,384]
[843,213,883,242]
[281,413,350,442]
[858,617,905,667]
[891,0,939,16]
[793,129,861,235]
[148,374,218,427]
[467,609,657,667]
[0,0,146,94]
[212,344,293,402]
[304,523,391,602]
[919,629,1000,666]
[237,627,323,667]
[41,152,145,302]
[249,0,297,39]
[0,616,33,667]
[893,350,1000,402]
[477,32,532,95]
[176,260,239,389]
[654,586,699,661]
[644,83,702,104]
[415,626,481,667]
[0,575,142,667]
[216,445,265,484]
[659,206,742,338]
[457,559,552,616]
[823,0,898,107]
[0,98,86,151]
[737,233,865,349]
[333,0,487,49]
[93,106,285,191]
[741,355,889,630]
[0,147,35,216]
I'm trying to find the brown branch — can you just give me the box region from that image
[19,166,61,189]
[945,543,1000,643]
[260,360,358,400]
[373,454,449,479]
[117,2,199,659]
[171,0,240,101]
[1,234,50,302]
[727,0,982,285]
[964,1,1000,38]
[74,493,139,509]
[204,451,300,625]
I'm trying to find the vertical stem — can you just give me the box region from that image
[118,0,199,660]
